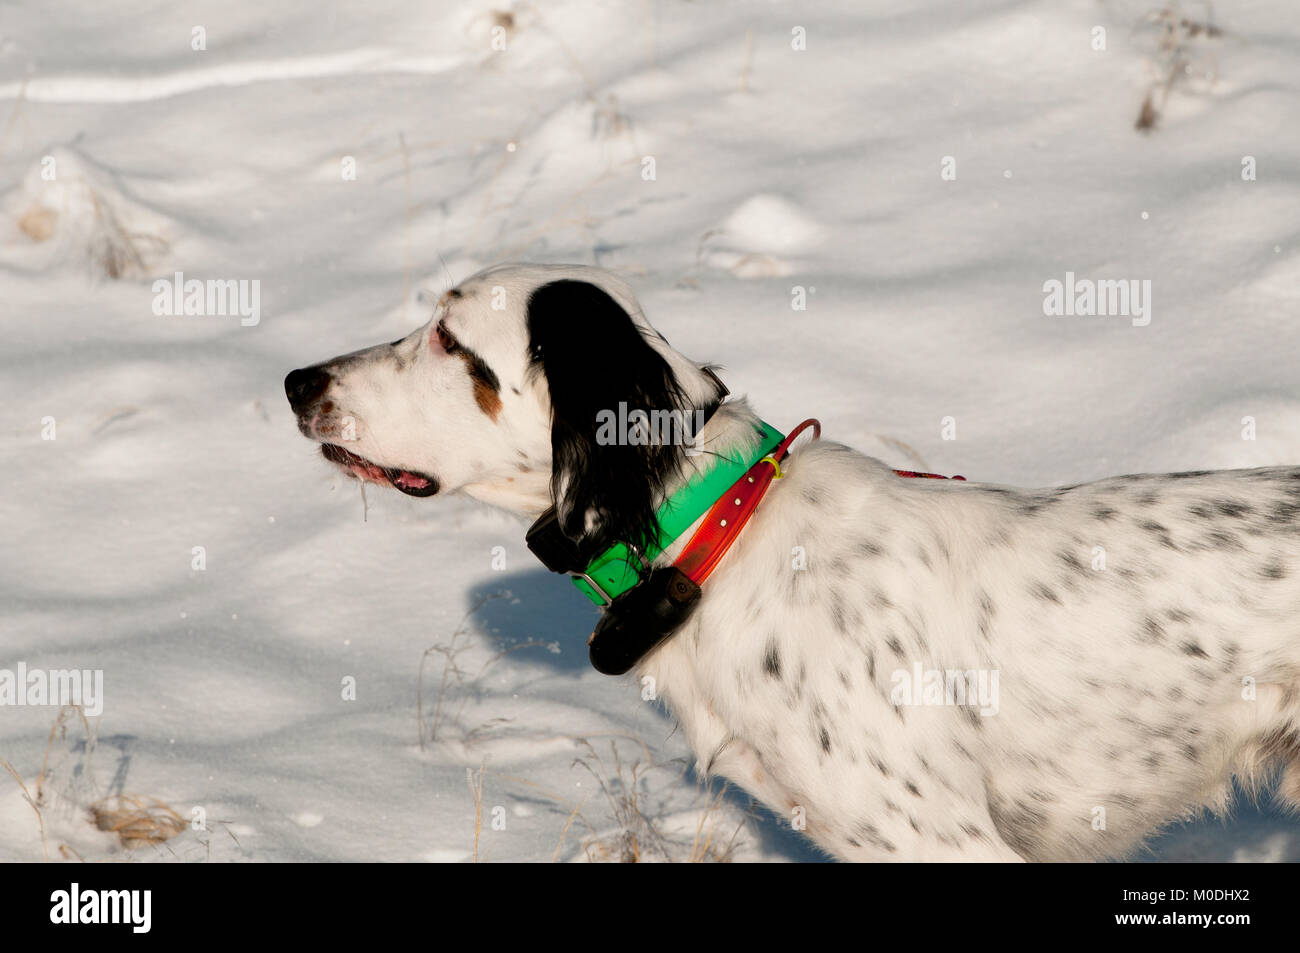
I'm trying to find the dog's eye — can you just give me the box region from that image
[436,321,459,354]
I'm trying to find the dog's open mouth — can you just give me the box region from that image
[320,444,439,497]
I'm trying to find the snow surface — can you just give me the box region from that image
[2,0,1299,862]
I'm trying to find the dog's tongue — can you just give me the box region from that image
[393,470,431,490]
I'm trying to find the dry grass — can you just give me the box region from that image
[0,758,49,861]
[466,760,487,862]
[870,433,931,473]
[85,188,166,279]
[398,131,413,321]
[489,734,751,862]
[573,739,665,862]
[0,74,27,161]
[88,795,184,848]
[1135,3,1224,132]
[0,705,92,861]
[416,591,548,747]
[687,781,748,863]
[565,738,746,863]
[738,29,756,93]
[15,168,167,277]
[1,705,192,859]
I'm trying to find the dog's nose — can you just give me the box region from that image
[284,366,331,413]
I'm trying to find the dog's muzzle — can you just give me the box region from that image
[283,365,441,497]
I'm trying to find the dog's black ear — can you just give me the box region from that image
[527,279,688,556]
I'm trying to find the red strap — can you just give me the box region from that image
[673,421,965,585]
[892,468,966,481]
[674,419,821,584]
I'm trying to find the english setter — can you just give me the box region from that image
[286,263,1300,861]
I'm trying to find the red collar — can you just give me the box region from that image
[585,419,966,675]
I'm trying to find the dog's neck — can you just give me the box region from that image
[664,396,769,502]
[459,398,768,527]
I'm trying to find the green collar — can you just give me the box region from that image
[571,420,784,606]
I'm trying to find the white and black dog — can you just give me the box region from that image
[286,262,1300,862]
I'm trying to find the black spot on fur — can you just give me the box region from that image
[1215,499,1253,519]
[976,592,996,641]
[853,821,896,853]
[1259,560,1287,580]
[904,780,922,797]
[1057,550,1084,572]
[1138,519,1178,549]
[1180,641,1209,659]
[1141,616,1166,644]
[819,728,831,753]
[762,641,781,679]
[905,617,928,653]
[1030,582,1061,604]
[1093,506,1118,522]
[1269,499,1300,524]
[1200,529,1243,551]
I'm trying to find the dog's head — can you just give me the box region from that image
[285,263,727,554]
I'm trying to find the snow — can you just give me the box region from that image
[1,0,1299,861]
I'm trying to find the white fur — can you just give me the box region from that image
[289,263,1300,861]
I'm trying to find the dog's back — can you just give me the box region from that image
[647,440,1300,861]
